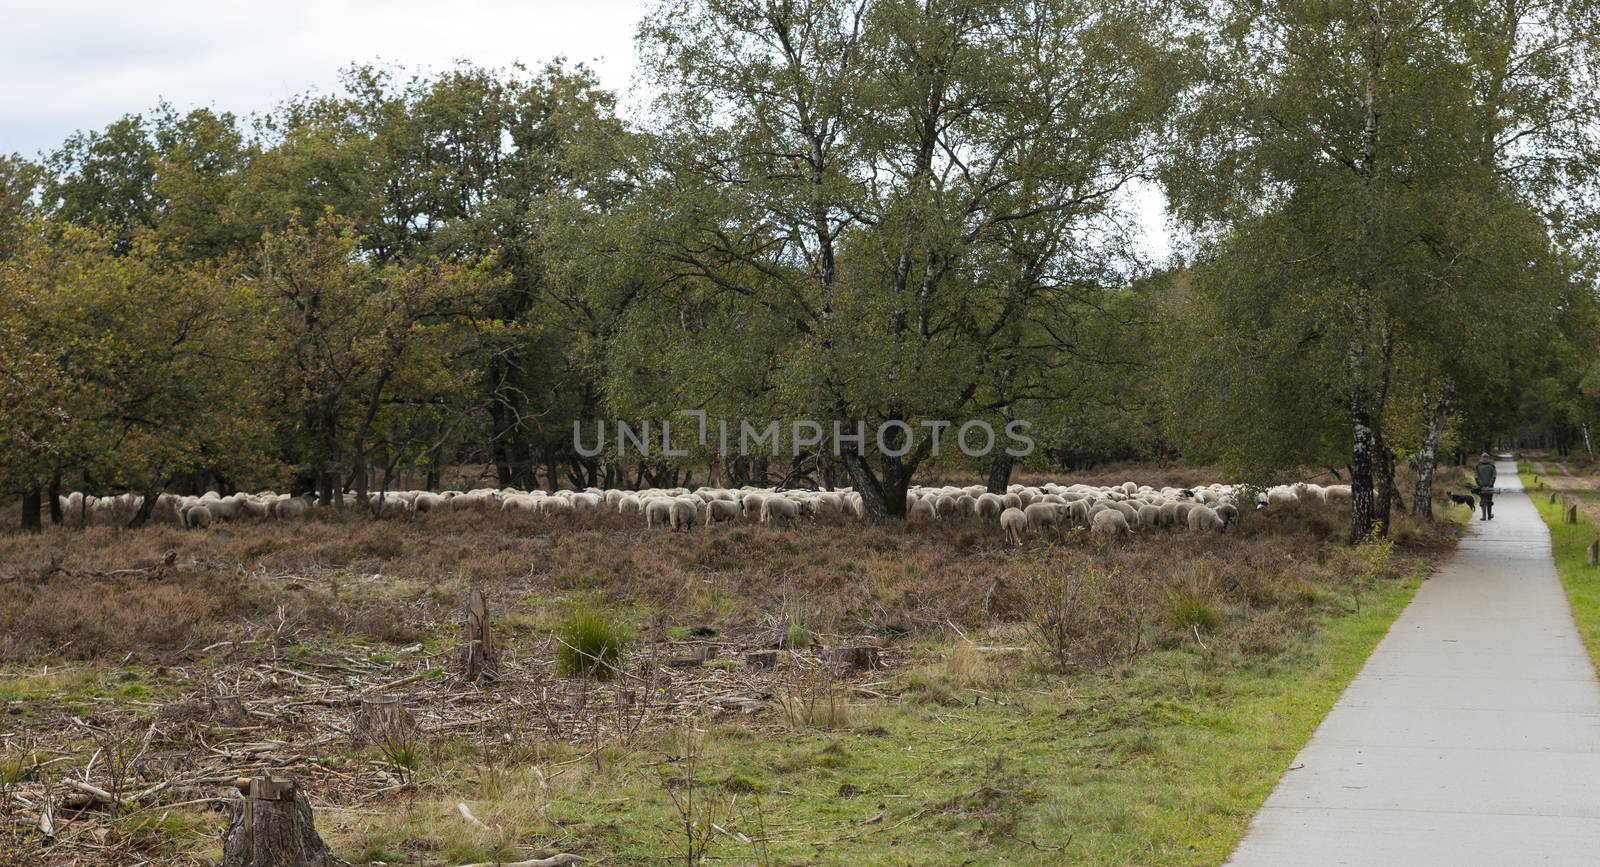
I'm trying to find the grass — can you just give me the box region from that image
[1522,468,1600,669]
[0,470,1456,865]
[556,611,628,680]
[327,569,1424,865]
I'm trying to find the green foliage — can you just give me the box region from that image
[556,611,627,680]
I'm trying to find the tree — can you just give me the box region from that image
[250,213,499,507]
[1164,0,1600,538]
[637,0,1184,515]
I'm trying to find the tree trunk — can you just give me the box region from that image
[1349,406,1377,543]
[220,777,342,867]
[1412,382,1454,520]
[20,488,42,533]
[127,485,162,529]
[1374,431,1395,536]
[48,471,62,525]
[986,452,1014,495]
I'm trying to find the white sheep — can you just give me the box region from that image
[1187,505,1225,532]
[760,497,801,523]
[1000,507,1028,546]
[906,497,936,524]
[1023,502,1066,536]
[1090,508,1131,539]
[705,499,741,524]
[669,497,701,531]
[181,503,213,529]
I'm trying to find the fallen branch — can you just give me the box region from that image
[453,856,582,867]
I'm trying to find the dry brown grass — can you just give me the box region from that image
[0,485,1450,668]
[0,476,1460,866]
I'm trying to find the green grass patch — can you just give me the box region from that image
[332,571,1424,866]
[1521,468,1600,668]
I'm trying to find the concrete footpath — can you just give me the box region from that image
[1229,460,1600,865]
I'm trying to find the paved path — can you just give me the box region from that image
[1229,460,1600,866]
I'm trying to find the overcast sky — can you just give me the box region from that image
[1,0,1169,259]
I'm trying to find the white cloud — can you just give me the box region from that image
[0,0,1170,262]
[0,0,646,156]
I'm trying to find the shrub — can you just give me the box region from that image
[1166,592,1222,634]
[556,611,626,680]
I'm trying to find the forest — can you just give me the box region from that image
[3,0,1599,543]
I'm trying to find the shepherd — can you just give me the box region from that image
[1473,453,1497,521]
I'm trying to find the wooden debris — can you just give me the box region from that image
[667,644,721,668]
[350,695,416,748]
[745,650,780,669]
[827,646,881,671]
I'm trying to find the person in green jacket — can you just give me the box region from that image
[1474,453,1497,521]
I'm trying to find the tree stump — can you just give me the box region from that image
[1551,492,1559,504]
[827,646,881,671]
[668,644,721,668]
[456,589,498,683]
[745,650,780,669]
[221,776,342,867]
[1568,504,1579,524]
[350,695,416,748]
[210,695,251,727]
[1588,540,1598,568]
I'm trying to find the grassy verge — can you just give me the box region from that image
[326,572,1423,866]
[1522,469,1600,669]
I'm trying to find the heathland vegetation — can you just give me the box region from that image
[4,1,1600,864]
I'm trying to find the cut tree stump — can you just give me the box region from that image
[350,695,416,748]
[210,695,250,727]
[745,650,780,669]
[668,645,722,668]
[221,776,343,867]
[827,646,881,671]
[456,589,499,683]
[1569,504,1579,524]
[1551,492,1559,504]
[1588,540,1598,568]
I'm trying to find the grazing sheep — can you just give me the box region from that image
[976,493,1005,519]
[413,492,447,513]
[272,496,311,520]
[1090,508,1131,539]
[705,499,741,524]
[1214,502,1239,528]
[181,503,213,529]
[618,494,642,515]
[537,497,575,516]
[907,498,936,524]
[1136,503,1163,528]
[1023,502,1066,536]
[760,497,801,523]
[1173,501,1197,526]
[1187,505,1225,532]
[571,492,603,510]
[235,496,270,520]
[1000,507,1028,547]
[669,497,701,531]
[644,498,674,529]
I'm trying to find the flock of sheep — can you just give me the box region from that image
[54,480,1351,542]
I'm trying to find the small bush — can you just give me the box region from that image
[556,611,626,680]
[1166,592,1221,634]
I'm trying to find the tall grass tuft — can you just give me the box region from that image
[557,611,627,680]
